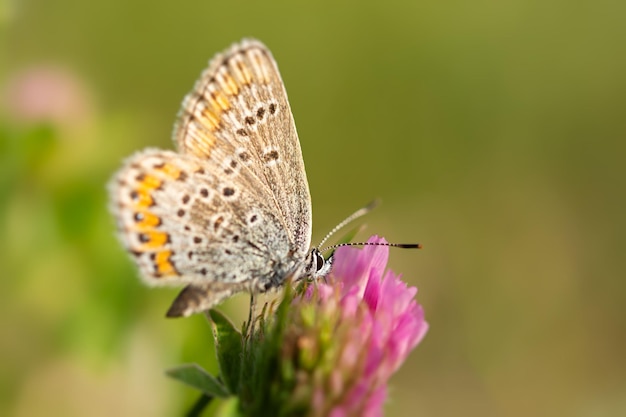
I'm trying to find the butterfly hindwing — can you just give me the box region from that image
[109,149,294,288]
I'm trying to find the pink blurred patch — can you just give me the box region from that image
[2,66,93,127]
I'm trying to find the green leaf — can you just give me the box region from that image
[209,309,243,394]
[165,363,229,398]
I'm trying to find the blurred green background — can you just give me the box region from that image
[2,0,625,416]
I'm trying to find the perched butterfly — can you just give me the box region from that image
[109,39,419,318]
[108,39,333,318]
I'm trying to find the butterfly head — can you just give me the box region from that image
[303,248,333,280]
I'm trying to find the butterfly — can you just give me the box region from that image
[109,39,331,317]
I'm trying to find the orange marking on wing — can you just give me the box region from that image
[135,211,161,228]
[187,131,216,158]
[154,250,177,276]
[199,132,217,149]
[221,73,239,96]
[200,107,221,131]
[237,61,253,85]
[209,91,230,112]
[140,231,169,249]
[157,163,182,180]
[139,174,161,189]
[132,189,154,208]
[131,174,162,208]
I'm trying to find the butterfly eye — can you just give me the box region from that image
[315,251,325,272]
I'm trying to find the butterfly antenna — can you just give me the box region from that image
[317,199,380,249]
[320,241,422,254]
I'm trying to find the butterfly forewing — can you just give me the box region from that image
[173,39,312,253]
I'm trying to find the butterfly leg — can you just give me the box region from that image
[246,292,257,338]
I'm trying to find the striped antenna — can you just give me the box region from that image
[316,199,380,249]
[320,241,422,255]
[316,199,421,253]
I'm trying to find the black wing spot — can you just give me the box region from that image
[263,150,279,162]
[238,151,250,162]
[256,107,265,119]
[223,187,235,197]
[214,216,224,231]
